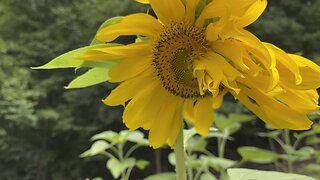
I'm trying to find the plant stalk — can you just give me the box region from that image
[174,126,187,180]
[284,129,293,173]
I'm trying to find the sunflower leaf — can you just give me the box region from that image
[90,16,123,45]
[227,168,316,180]
[237,146,279,164]
[32,44,116,69]
[65,67,111,89]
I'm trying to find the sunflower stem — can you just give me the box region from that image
[174,126,187,180]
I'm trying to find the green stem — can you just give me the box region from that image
[186,150,193,180]
[174,126,187,180]
[118,143,126,180]
[219,136,227,158]
[124,144,141,159]
[284,129,293,173]
[124,166,134,180]
[194,170,202,180]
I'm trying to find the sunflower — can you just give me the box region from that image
[79,0,320,148]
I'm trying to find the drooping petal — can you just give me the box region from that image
[97,13,162,42]
[149,0,185,25]
[194,97,214,136]
[236,86,313,130]
[149,95,182,148]
[264,43,302,88]
[167,110,183,147]
[212,91,227,109]
[288,54,320,89]
[183,99,196,123]
[275,89,319,114]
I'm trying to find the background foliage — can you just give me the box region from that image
[0,0,319,179]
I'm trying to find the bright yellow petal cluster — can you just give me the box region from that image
[80,0,320,148]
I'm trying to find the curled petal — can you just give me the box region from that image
[236,86,313,130]
[288,54,320,89]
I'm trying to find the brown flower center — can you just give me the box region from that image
[152,22,210,98]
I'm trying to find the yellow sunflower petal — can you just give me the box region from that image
[149,95,182,148]
[103,70,155,106]
[185,0,201,22]
[288,54,320,89]
[135,0,149,4]
[94,43,152,56]
[122,81,160,129]
[183,99,196,123]
[167,110,183,147]
[97,13,162,42]
[130,87,170,131]
[206,52,243,82]
[236,86,313,130]
[194,98,214,136]
[108,56,151,82]
[196,0,229,28]
[234,0,267,27]
[79,43,152,61]
[275,89,319,114]
[212,40,249,71]
[149,0,185,24]
[264,43,302,87]
[212,91,227,109]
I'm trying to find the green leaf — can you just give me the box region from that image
[127,131,148,145]
[135,160,150,170]
[186,136,207,152]
[89,140,111,156]
[227,168,316,180]
[80,140,111,157]
[201,156,236,171]
[92,177,103,180]
[293,146,315,161]
[144,173,176,180]
[312,123,320,133]
[306,136,320,145]
[301,163,320,173]
[184,128,198,144]
[168,153,175,166]
[106,158,135,179]
[32,44,113,69]
[90,131,119,142]
[258,131,281,139]
[65,67,111,89]
[237,146,279,164]
[187,156,205,169]
[206,132,234,140]
[214,114,243,134]
[200,173,217,180]
[294,130,315,141]
[90,16,123,45]
[228,113,254,123]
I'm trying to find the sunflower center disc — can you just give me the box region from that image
[152,22,209,98]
